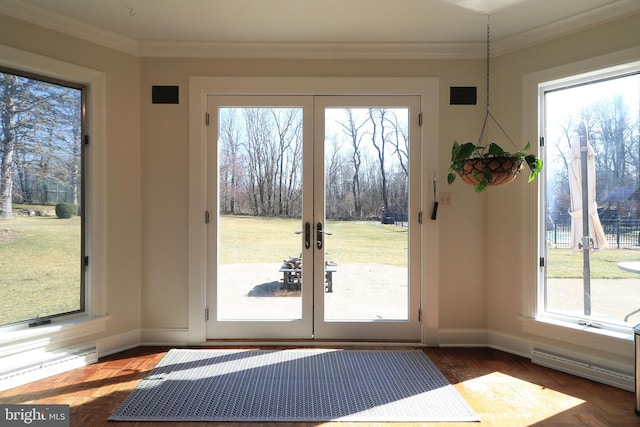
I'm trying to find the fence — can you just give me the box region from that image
[380,211,408,227]
[547,217,640,249]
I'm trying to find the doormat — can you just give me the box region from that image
[109,348,480,422]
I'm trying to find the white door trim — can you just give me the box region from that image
[188,77,440,344]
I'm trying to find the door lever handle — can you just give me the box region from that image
[316,222,323,250]
[304,222,311,249]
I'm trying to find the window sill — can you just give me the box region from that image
[0,315,110,358]
[520,316,633,358]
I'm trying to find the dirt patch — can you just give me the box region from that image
[0,229,21,243]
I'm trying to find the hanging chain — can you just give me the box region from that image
[478,15,519,150]
[477,15,491,146]
[486,15,491,109]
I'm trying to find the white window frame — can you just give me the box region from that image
[0,44,108,356]
[521,46,640,356]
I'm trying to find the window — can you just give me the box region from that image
[538,61,640,334]
[0,68,85,327]
[0,46,106,370]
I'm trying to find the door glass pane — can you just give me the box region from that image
[323,107,409,321]
[217,107,303,320]
[543,73,640,326]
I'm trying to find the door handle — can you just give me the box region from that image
[304,222,311,249]
[316,222,323,250]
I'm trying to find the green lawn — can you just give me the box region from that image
[3,213,638,326]
[218,215,408,267]
[0,215,81,325]
[547,247,640,279]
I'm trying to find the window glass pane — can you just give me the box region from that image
[0,70,84,326]
[543,72,640,326]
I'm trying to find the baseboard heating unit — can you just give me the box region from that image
[531,346,633,391]
[0,345,98,391]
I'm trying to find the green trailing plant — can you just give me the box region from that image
[447,141,543,192]
[447,17,543,193]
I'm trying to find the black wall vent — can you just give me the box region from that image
[152,85,179,104]
[450,86,477,105]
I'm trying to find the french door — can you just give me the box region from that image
[206,95,421,340]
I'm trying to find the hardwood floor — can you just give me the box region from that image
[0,346,637,426]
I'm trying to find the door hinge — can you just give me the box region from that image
[205,112,210,126]
[539,136,545,147]
[205,308,209,321]
[418,113,423,126]
[205,210,210,224]
[84,256,89,268]
[539,257,545,267]
[83,135,90,145]
[418,211,423,224]
[418,308,423,322]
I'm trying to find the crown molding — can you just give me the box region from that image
[493,0,640,55]
[139,40,484,60]
[0,0,483,61]
[0,0,140,56]
[1,0,639,60]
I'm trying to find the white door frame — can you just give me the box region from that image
[188,77,440,344]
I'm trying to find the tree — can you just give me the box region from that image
[337,109,367,219]
[282,116,303,217]
[387,110,409,178]
[368,108,389,213]
[0,73,19,218]
[546,92,639,221]
[219,108,242,214]
[325,137,345,219]
[244,108,278,215]
[271,108,302,216]
[216,105,411,221]
[1,71,82,217]
[53,87,83,205]
[590,95,635,190]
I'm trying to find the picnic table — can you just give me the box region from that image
[279,261,337,292]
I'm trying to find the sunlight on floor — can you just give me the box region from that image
[457,371,585,425]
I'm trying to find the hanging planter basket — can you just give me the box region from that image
[446,16,542,193]
[458,156,525,187]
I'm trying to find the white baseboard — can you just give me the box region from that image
[432,328,634,391]
[0,343,98,392]
[96,329,140,358]
[140,328,190,346]
[488,330,532,358]
[532,344,634,391]
[437,328,489,346]
[0,325,634,392]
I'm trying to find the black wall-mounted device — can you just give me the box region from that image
[152,85,179,104]
[449,86,477,105]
